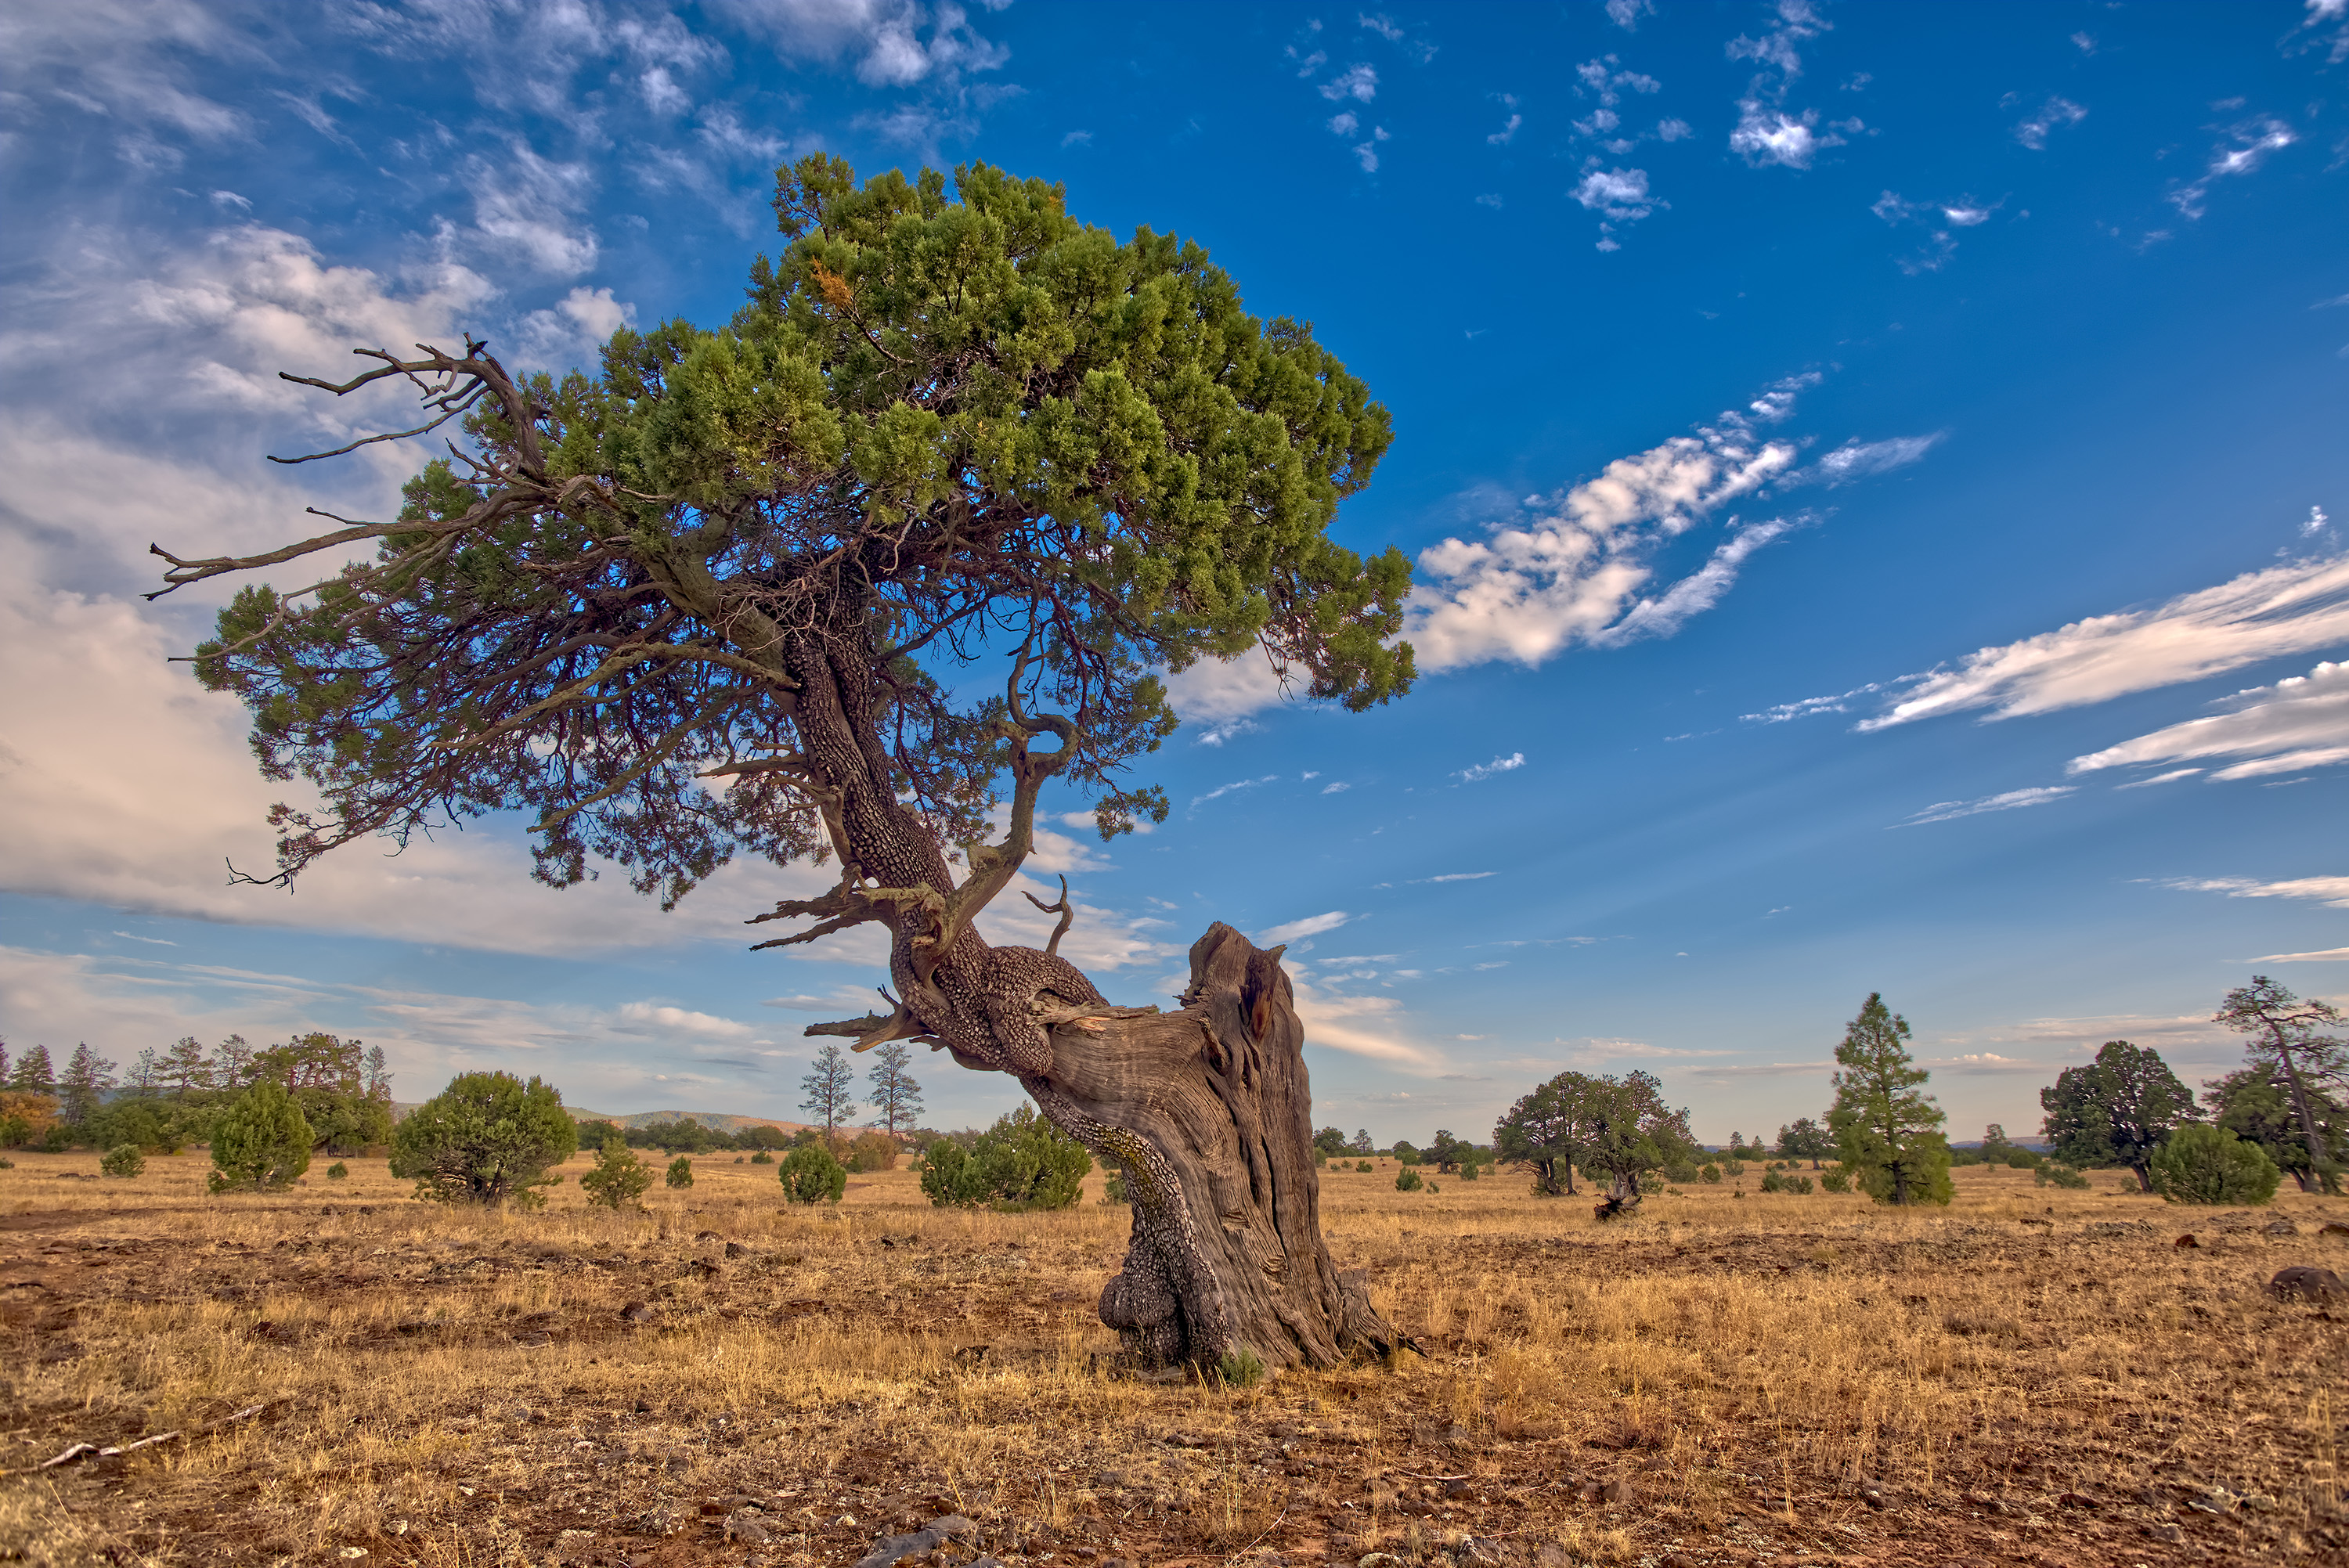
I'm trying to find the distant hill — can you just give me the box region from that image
[568,1108,822,1136]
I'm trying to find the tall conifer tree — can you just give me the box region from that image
[1828,993,1952,1206]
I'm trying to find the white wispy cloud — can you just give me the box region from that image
[2069,661,2349,782]
[2167,116,2297,219]
[1799,431,1945,485]
[1606,0,1656,30]
[1455,752,1526,783]
[1413,871,1497,883]
[1257,910,1357,945]
[2012,96,2087,151]
[2158,874,2349,910]
[2250,946,2349,963]
[1896,786,2076,827]
[1189,774,1282,811]
[1320,63,1379,102]
[1405,421,1797,668]
[1726,0,1828,77]
[706,0,1009,88]
[1857,553,2349,731]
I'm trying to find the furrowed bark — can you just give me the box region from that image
[1023,924,1401,1370]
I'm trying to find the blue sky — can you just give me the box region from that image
[3,0,2347,1144]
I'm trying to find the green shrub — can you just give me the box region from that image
[1102,1171,1128,1204]
[916,1105,1090,1210]
[1215,1346,1266,1388]
[1820,1166,1851,1194]
[391,1072,576,1209]
[2148,1124,2282,1206]
[751,1149,774,1164]
[0,1157,12,1169]
[780,1141,847,1204]
[1721,1159,1745,1177]
[666,1155,694,1189]
[1427,1181,1441,1194]
[1395,1168,1423,1191]
[1699,1163,1723,1184]
[2034,1161,2091,1190]
[2004,1148,2040,1169]
[325,1161,348,1179]
[100,1144,145,1178]
[1355,1159,1373,1173]
[1761,1168,1816,1193]
[207,1080,312,1194]
[1664,1160,1701,1184]
[1460,1159,1480,1182]
[580,1137,653,1209]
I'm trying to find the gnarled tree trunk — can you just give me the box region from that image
[766,627,1401,1370]
[1027,924,1398,1369]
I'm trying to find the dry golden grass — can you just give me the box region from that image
[2,1149,2344,1568]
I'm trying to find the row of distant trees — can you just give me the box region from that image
[1479,976,2347,1207]
[0,1032,394,1155]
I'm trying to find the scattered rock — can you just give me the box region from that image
[2146,1522,2185,1544]
[1092,1471,1126,1489]
[1451,1538,1502,1566]
[1860,1487,1887,1510]
[635,1504,690,1536]
[2320,1220,2349,1238]
[619,1300,655,1324]
[2174,1234,2199,1249]
[1600,1476,1632,1505]
[851,1514,977,1568]
[724,1512,773,1545]
[952,1345,990,1367]
[724,1240,752,1257]
[2264,1220,2299,1237]
[1355,1554,1405,1568]
[2267,1265,2345,1300]
[1442,1477,1470,1499]
[693,1229,721,1243]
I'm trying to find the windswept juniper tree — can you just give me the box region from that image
[156,157,1413,1370]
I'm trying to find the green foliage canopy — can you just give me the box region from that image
[778,1139,847,1204]
[2148,1123,2283,1206]
[1827,993,1952,1207]
[2038,1040,2196,1191]
[208,1080,312,1193]
[180,157,1409,913]
[581,1137,654,1209]
[390,1072,578,1208]
[918,1103,1090,1209]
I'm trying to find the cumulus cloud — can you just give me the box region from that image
[1857,554,2349,730]
[2069,661,2349,782]
[1320,63,1378,102]
[2013,96,2087,151]
[1730,103,1833,168]
[1606,0,1657,29]
[1572,165,1664,249]
[511,285,637,372]
[1895,786,2076,826]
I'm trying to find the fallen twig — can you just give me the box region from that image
[9,1401,268,1476]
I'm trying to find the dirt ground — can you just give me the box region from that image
[1,1149,2343,1568]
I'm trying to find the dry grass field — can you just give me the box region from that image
[2,1149,2344,1568]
